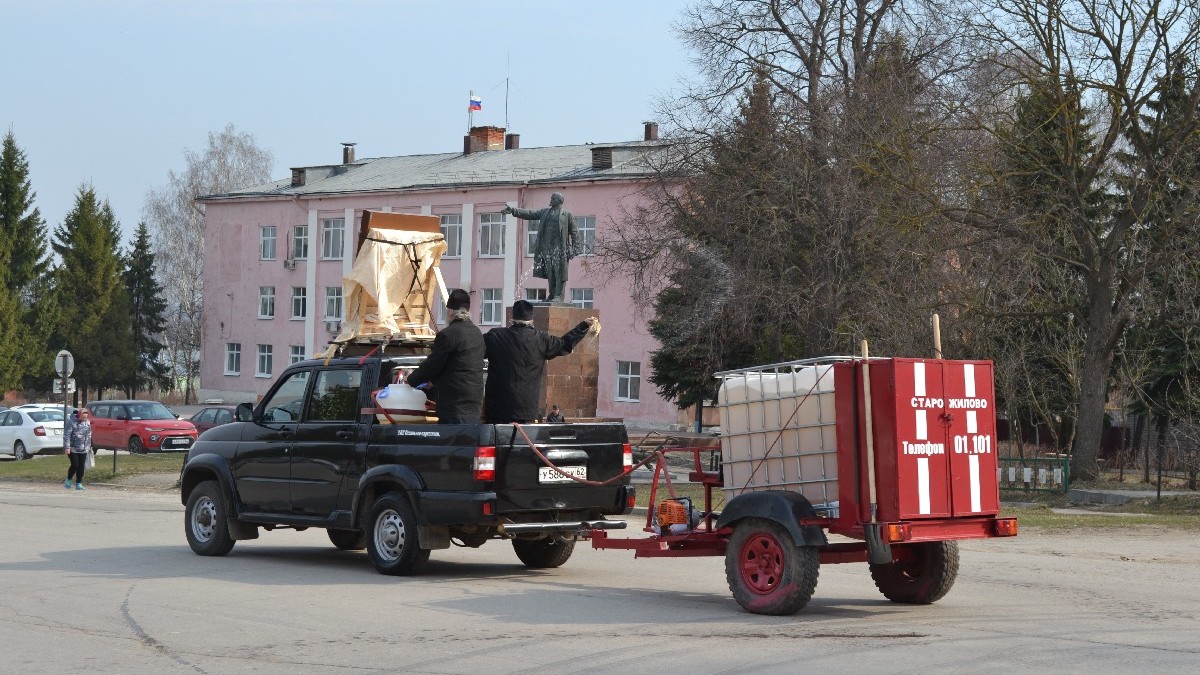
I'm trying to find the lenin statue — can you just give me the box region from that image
[503,192,578,302]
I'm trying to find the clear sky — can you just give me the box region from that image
[5,0,696,244]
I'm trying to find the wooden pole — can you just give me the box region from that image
[932,312,943,359]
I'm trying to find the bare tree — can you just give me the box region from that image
[143,124,273,403]
[949,1,1200,479]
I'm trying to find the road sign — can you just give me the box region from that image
[55,350,75,378]
[52,377,76,394]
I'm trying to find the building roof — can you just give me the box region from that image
[198,139,668,202]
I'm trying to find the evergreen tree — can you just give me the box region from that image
[0,131,51,297]
[124,222,170,397]
[51,187,133,400]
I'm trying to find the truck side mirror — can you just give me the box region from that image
[235,402,255,422]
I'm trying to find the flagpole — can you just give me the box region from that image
[468,90,474,130]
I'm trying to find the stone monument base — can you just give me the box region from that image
[524,303,600,421]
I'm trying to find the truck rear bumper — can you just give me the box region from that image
[500,520,628,535]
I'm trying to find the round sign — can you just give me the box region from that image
[55,349,74,378]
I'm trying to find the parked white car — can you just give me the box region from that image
[0,408,67,460]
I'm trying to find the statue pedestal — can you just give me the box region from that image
[528,303,600,421]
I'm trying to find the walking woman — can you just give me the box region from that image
[64,408,92,490]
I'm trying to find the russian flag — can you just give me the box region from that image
[469,95,482,111]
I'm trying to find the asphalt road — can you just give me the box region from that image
[1,482,1197,674]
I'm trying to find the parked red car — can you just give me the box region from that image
[188,405,238,434]
[87,400,198,453]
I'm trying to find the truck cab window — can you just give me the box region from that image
[261,370,311,422]
[309,369,363,422]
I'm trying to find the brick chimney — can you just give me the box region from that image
[505,133,520,150]
[341,142,356,164]
[465,126,505,154]
[644,121,659,141]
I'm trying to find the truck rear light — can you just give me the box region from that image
[626,491,637,509]
[885,522,912,543]
[34,426,47,437]
[482,501,493,516]
[993,517,1018,537]
[622,443,633,472]
[473,446,496,481]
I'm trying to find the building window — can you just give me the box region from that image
[570,288,594,309]
[225,343,241,375]
[322,218,345,259]
[258,286,275,318]
[260,226,277,260]
[576,216,596,255]
[525,220,539,257]
[617,360,641,402]
[525,288,548,302]
[291,287,307,319]
[256,344,274,378]
[292,225,309,260]
[290,345,306,364]
[479,213,505,257]
[434,293,447,327]
[440,214,462,258]
[481,288,503,325]
[325,286,343,320]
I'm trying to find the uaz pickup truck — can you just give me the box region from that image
[180,354,634,575]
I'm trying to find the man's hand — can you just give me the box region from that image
[501,205,513,215]
[584,317,597,326]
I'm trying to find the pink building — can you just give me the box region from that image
[197,123,689,426]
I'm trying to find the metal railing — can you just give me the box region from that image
[998,456,1070,494]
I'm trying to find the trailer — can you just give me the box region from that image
[581,355,1017,615]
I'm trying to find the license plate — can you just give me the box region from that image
[538,465,587,483]
[168,437,192,446]
[52,429,62,435]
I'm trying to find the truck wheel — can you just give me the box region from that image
[869,541,960,604]
[725,518,819,616]
[365,493,429,576]
[327,528,367,551]
[128,436,145,454]
[185,480,236,556]
[512,536,576,569]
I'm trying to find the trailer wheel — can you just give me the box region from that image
[365,493,429,576]
[725,518,820,616]
[869,541,960,604]
[513,536,576,569]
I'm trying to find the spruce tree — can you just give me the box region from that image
[51,187,133,399]
[124,222,170,397]
[0,131,50,296]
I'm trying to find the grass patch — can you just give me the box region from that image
[0,453,185,483]
[1001,503,1200,530]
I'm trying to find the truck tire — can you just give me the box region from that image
[512,536,576,569]
[327,528,367,551]
[365,493,429,576]
[725,518,819,616]
[185,480,236,557]
[869,540,959,604]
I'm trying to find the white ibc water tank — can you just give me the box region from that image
[373,383,430,423]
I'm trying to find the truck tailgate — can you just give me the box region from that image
[492,423,629,513]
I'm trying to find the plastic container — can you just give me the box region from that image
[373,383,432,423]
[716,361,840,506]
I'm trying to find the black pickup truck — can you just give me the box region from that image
[180,354,634,575]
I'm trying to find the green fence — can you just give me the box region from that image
[998,456,1070,494]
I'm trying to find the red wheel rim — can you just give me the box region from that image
[739,532,785,594]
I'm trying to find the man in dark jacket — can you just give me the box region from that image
[483,300,596,423]
[406,289,485,424]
